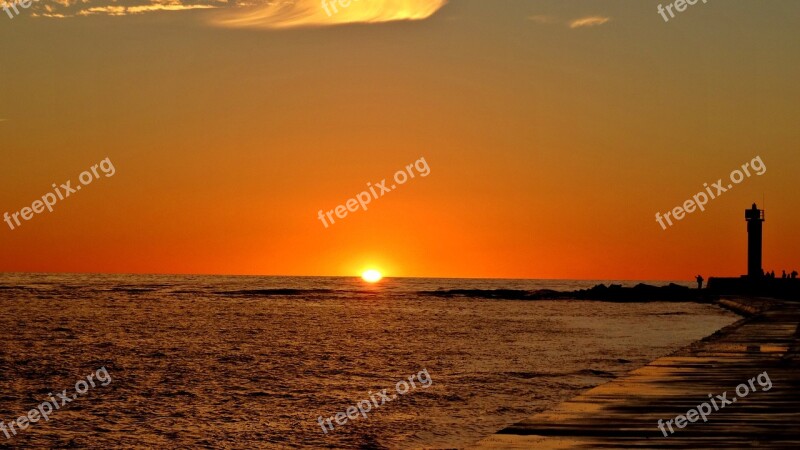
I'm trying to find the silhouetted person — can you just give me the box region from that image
[696,275,704,289]
[782,270,787,279]
[792,271,798,279]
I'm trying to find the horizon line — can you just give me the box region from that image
[0,271,703,282]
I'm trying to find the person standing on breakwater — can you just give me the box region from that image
[696,275,704,289]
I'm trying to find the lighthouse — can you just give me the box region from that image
[745,203,765,280]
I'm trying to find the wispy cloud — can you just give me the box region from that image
[75,4,217,17]
[569,16,611,29]
[211,0,448,29]
[29,0,223,18]
[27,0,447,27]
[527,14,554,24]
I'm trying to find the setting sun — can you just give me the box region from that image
[361,270,383,283]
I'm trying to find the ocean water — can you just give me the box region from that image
[0,274,739,449]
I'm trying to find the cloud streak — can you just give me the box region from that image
[29,0,222,18]
[569,16,610,29]
[75,4,217,17]
[211,0,448,29]
[527,14,554,24]
[27,0,446,27]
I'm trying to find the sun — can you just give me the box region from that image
[361,270,383,283]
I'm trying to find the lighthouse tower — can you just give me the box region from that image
[745,203,765,280]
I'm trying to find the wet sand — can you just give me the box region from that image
[471,297,800,448]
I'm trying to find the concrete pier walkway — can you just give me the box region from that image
[470,298,800,449]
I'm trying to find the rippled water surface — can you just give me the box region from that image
[0,274,739,448]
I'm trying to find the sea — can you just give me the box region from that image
[0,274,740,449]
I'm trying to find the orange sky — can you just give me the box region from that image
[1,1,798,279]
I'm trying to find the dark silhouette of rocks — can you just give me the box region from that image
[420,283,710,302]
